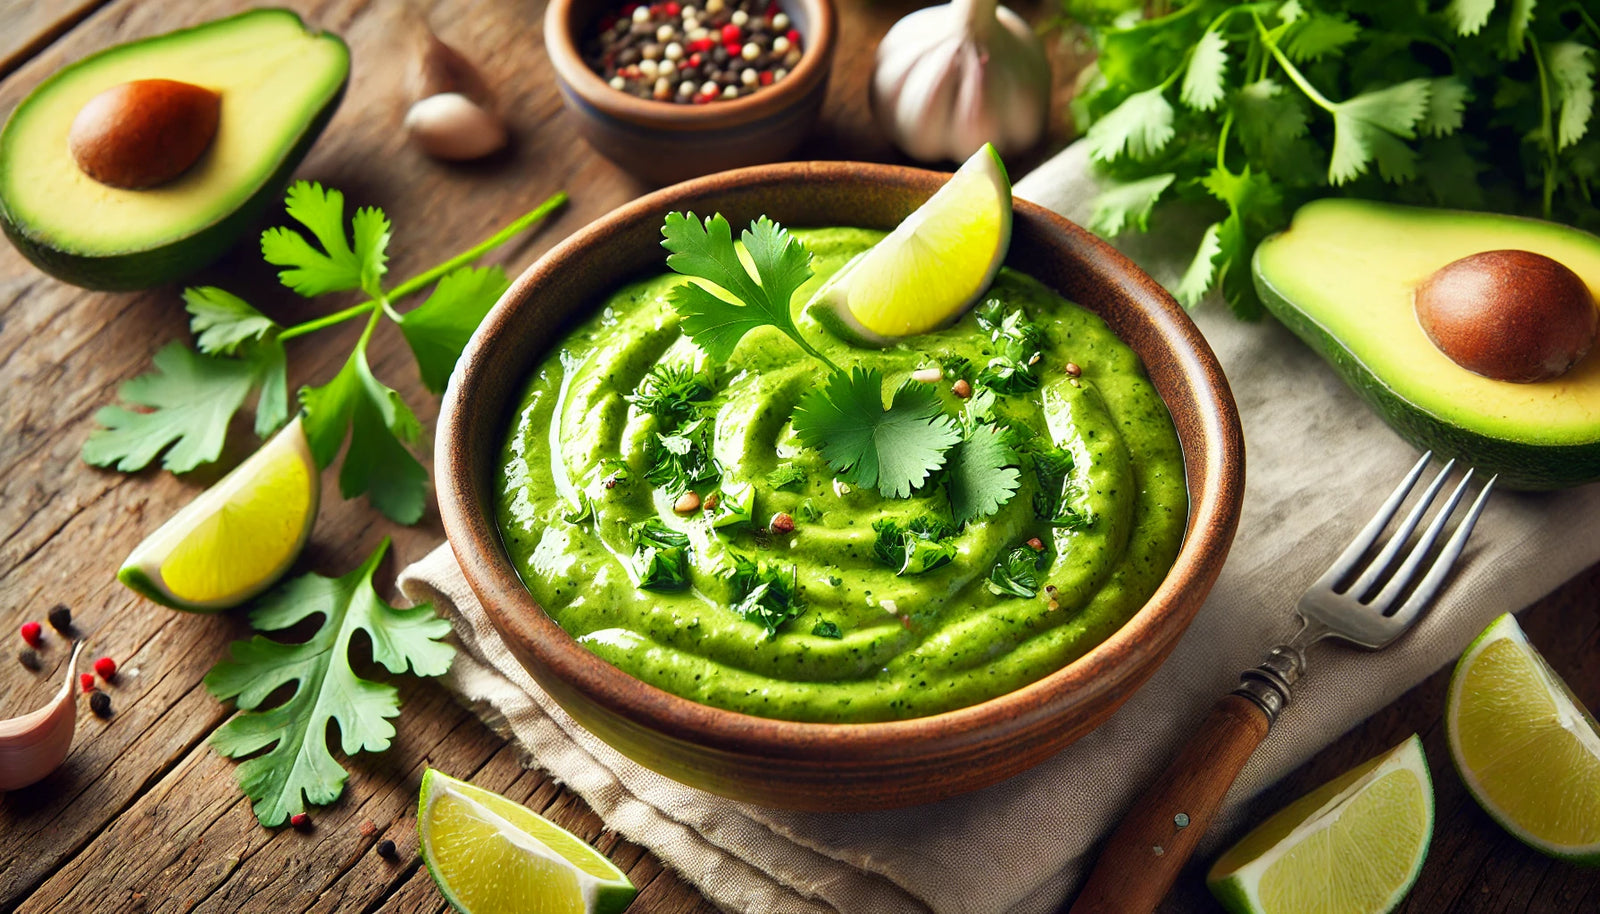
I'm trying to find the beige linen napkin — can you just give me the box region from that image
[398,141,1600,914]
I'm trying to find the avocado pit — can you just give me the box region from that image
[1413,249,1598,383]
[68,78,221,189]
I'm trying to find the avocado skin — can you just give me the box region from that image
[1254,244,1600,490]
[0,11,349,291]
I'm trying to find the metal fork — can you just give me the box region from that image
[1070,453,1496,914]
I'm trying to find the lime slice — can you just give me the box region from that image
[118,416,318,612]
[809,142,1012,346]
[418,768,637,914]
[1207,734,1433,914]
[1447,613,1600,863]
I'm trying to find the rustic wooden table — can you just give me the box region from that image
[1,2,1595,912]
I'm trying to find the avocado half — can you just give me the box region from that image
[1254,199,1600,490]
[0,9,349,290]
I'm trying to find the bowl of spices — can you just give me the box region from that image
[544,0,836,184]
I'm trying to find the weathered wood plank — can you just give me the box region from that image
[0,0,111,79]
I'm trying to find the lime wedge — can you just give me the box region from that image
[418,768,637,914]
[118,416,318,612]
[1447,613,1600,863]
[1207,734,1433,914]
[809,142,1012,346]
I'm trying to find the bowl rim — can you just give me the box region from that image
[439,159,1243,760]
[543,0,837,131]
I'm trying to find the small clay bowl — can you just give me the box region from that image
[439,162,1244,811]
[544,0,836,185]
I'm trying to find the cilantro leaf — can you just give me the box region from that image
[626,363,712,425]
[1422,77,1470,137]
[184,287,280,355]
[396,265,511,393]
[661,212,819,365]
[261,182,389,297]
[727,555,802,637]
[1507,0,1536,55]
[946,423,1022,526]
[1283,13,1360,62]
[791,368,960,498]
[1181,29,1229,111]
[766,463,808,491]
[811,619,842,639]
[204,539,453,826]
[872,516,957,576]
[1447,0,1497,35]
[1086,173,1176,237]
[986,545,1047,599]
[1085,87,1176,163]
[1328,79,1431,184]
[83,342,257,473]
[250,339,291,438]
[300,351,428,524]
[1175,221,1225,308]
[1548,42,1596,150]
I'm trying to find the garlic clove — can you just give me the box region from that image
[0,640,85,791]
[412,24,492,108]
[404,93,508,161]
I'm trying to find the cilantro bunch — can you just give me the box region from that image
[84,182,567,523]
[1068,0,1599,316]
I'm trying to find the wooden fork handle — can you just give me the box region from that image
[1067,693,1270,914]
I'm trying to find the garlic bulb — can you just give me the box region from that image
[871,0,1051,163]
[0,640,84,790]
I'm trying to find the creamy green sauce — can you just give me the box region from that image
[496,228,1187,722]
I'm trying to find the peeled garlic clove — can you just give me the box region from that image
[404,93,507,161]
[0,640,85,790]
[412,24,492,107]
[871,0,1050,162]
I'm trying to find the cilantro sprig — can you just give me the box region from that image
[203,539,454,826]
[84,182,567,523]
[1069,0,1600,316]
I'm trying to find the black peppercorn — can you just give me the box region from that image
[47,604,72,634]
[18,648,41,671]
[376,839,398,860]
[89,690,111,718]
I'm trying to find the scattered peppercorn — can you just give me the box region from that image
[47,604,73,635]
[703,492,721,510]
[290,812,311,829]
[1064,362,1081,377]
[89,690,112,718]
[19,621,42,649]
[584,0,804,104]
[376,839,398,860]
[1026,537,1044,551]
[93,656,117,681]
[80,673,95,693]
[359,818,378,837]
[18,648,41,671]
[952,379,973,399]
[769,512,795,534]
[674,490,702,514]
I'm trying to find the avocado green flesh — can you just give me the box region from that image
[494,228,1188,723]
[0,9,349,289]
[1255,199,1600,490]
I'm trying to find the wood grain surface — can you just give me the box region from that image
[0,1,1594,913]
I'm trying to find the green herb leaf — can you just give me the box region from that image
[250,339,291,438]
[627,363,713,425]
[204,539,453,826]
[261,182,376,297]
[1086,173,1177,237]
[1086,87,1176,163]
[946,423,1022,526]
[709,479,755,529]
[300,351,428,525]
[792,368,961,498]
[1507,0,1536,55]
[986,545,1047,599]
[1446,0,1496,36]
[351,206,392,297]
[1283,13,1360,62]
[765,463,808,491]
[1181,29,1229,111]
[872,516,957,576]
[645,416,718,496]
[1175,222,1225,308]
[1548,42,1597,150]
[396,266,511,394]
[1421,77,1470,137]
[82,342,258,473]
[1329,79,1432,183]
[811,619,842,639]
[727,555,802,637]
[184,287,280,355]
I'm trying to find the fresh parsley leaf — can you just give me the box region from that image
[1181,29,1229,111]
[661,212,821,365]
[946,423,1022,526]
[83,343,258,473]
[1086,173,1177,237]
[986,545,1047,599]
[184,287,280,356]
[811,619,843,639]
[261,183,388,297]
[766,464,808,491]
[872,516,957,576]
[204,539,454,826]
[397,266,511,394]
[792,368,961,498]
[1086,87,1176,163]
[626,363,712,425]
[1548,42,1596,150]
[727,555,802,637]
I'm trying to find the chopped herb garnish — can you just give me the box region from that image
[798,498,824,522]
[644,416,718,496]
[728,555,803,638]
[627,363,712,424]
[766,463,808,491]
[630,517,691,550]
[873,516,958,576]
[975,303,1046,395]
[709,479,756,529]
[634,545,689,591]
[561,493,593,524]
[811,619,843,639]
[598,457,631,490]
[1048,481,1096,531]
[986,545,1047,599]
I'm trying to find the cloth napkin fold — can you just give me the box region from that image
[398,141,1600,914]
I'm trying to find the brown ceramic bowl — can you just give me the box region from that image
[544,0,836,185]
[439,161,1244,811]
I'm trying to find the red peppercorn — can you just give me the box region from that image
[770,513,796,535]
[291,813,311,829]
[721,23,742,43]
[19,621,42,648]
[786,28,801,43]
[94,656,117,680]
[688,52,704,67]
[664,1,681,14]
[759,70,774,86]
[1026,537,1045,551]
[80,673,95,693]
[689,37,714,52]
